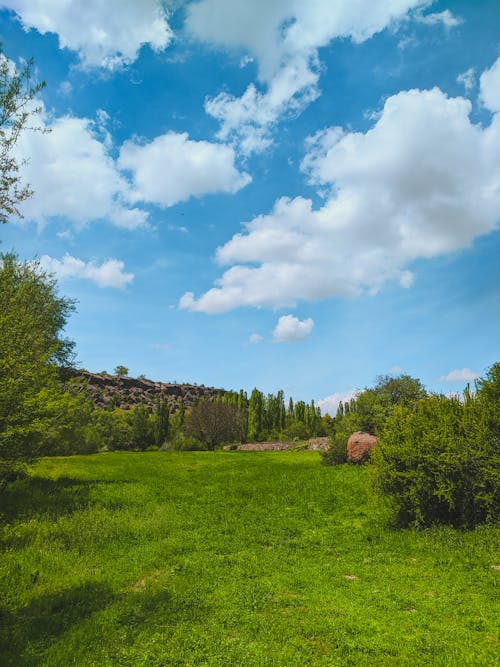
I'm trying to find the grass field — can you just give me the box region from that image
[0,451,498,666]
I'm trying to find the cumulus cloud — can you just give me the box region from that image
[249,333,263,344]
[187,0,427,153]
[438,368,480,383]
[480,54,500,113]
[39,254,134,288]
[318,390,359,416]
[118,132,251,207]
[15,106,149,229]
[3,0,172,68]
[181,80,500,313]
[273,315,314,343]
[14,105,249,228]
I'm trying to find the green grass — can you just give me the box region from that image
[0,451,498,666]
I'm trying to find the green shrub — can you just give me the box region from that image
[372,371,499,528]
[166,433,206,451]
[321,435,347,465]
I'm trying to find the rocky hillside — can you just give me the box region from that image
[69,370,224,412]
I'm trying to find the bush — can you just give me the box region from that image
[321,435,347,465]
[165,433,206,451]
[372,372,499,528]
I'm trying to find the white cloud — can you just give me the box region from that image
[414,9,462,28]
[438,368,480,383]
[457,68,475,94]
[273,314,314,343]
[318,389,359,416]
[181,81,500,313]
[39,254,134,288]
[118,132,251,207]
[480,54,500,113]
[15,107,149,229]
[15,117,145,229]
[249,333,263,344]
[14,106,248,228]
[3,0,172,69]
[389,365,403,374]
[187,0,427,153]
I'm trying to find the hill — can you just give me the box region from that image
[68,370,224,412]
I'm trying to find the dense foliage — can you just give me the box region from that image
[0,253,79,483]
[372,364,499,528]
[322,374,426,465]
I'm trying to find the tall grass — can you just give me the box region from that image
[0,451,498,666]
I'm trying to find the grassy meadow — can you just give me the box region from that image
[0,451,498,666]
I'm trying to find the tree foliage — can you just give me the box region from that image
[0,50,45,223]
[372,365,499,528]
[187,399,245,450]
[323,374,427,466]
[0,254,76,479]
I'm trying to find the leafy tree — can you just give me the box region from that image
[114,365,129,377]
[153,398,170,447]
[248,388,264,441]
[187,399,245,450]
[0,253,76,481]
[128,404,154,450]
[1,50,46,223]
[372,366,499,528]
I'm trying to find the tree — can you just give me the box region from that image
[114,365,129,377]
[248,388,264,441]
[187,399,245,450]
[0,253,76,480]
[1,50,46,223]
[153,398,170,447]
[372,370,499,528]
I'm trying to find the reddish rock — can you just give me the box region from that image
[347,431,378,463]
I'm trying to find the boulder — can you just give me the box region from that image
[347,431,377,463]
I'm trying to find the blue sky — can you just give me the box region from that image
[1,0,499,413]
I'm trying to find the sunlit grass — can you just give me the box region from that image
[1,451,498,666]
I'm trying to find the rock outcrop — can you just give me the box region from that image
[347,431,378,463]
[68,370,224,413]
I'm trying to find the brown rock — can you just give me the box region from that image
[347,431,377,463]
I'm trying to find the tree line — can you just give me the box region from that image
[0,252,334,486]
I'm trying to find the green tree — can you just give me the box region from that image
[248,388,264,441]
[187,399,245,450]
[372,380,499,528]
[114,365,129,377]
[153,398,170,447]
[0,253,76,481]
[1,50,46,223]
[128,404,153,450]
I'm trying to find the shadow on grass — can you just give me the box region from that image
[0,475,133,525]
[0,580,115,666]
[0,581,210,666]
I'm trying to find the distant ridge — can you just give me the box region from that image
[68,370,225,412]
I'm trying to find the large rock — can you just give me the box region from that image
[347,431,377,463]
